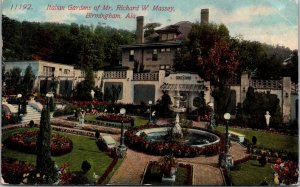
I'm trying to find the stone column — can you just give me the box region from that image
[282,77,291,123]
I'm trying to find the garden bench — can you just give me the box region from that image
[228,130,245,143]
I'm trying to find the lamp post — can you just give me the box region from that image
[221,113,233,169]
[117,108,127,158]
[148,100,152,123]
[17,94,22,123]
[208,102,215,129]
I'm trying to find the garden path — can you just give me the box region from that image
[108,140,248,185]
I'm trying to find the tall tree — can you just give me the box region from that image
[36,107,57,184]
[21,65,36,97]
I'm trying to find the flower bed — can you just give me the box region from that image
[273,158,299,185]
[125,125,224,157]
[51,126,95,137]
[1,159,35,184]
[51,119,77,128]
[141,161,193,185]
[69,100,109,108]
[81,125,120,134]
[4,131,73,156]
[96,113,134,123]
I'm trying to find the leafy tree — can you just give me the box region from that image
[202,38,239,86]
[160,91,172,116]
[242,87,283,129]
[21,65,36,97]
[73,68,95,101]
[6,67,22,94]
[193,91,206,115]
[144,22,161,37]
[36,107,57,184]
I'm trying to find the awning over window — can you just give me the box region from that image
[160,83,204,92]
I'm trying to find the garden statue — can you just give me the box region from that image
[91,89,95,99]
[79,110,85,125]
[265,111,271,127]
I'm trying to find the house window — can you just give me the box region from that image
[160,65,165,70]
[64,69,70,75]
[152,49,158,61]
[129,50,134,61]
[161,48,165,52]
[43,66,54,76]
[165,65,170,69]
[166,48,171,52]
[167,33,174,40]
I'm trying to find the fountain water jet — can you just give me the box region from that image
[171,85,186,138]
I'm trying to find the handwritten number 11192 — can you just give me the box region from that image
[10,4,32,10]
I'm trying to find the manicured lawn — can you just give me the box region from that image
[230,160,274,185]
[214,126,298,153]
[133,116,148,127]
[2,128,113,183]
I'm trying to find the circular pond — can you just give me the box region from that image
[136,127,220,147]
[125,125,223,157]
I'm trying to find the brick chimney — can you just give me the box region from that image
[201,9,209,24]
[136,16,144,44]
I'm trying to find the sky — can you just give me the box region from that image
[2,0,299,50]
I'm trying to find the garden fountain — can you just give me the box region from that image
[170,85,185,138]
[125,84,223,157]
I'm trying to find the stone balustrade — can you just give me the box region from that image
[133,73,159,81]
[249,79,282,90]
[103,71,127,79]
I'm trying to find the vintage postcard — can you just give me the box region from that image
[1,0,299,185]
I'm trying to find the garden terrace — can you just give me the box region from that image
[124,125,224,157]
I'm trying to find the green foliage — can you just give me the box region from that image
[73,68,95,101]
[21,65,36,97]
[49,97,55,112]
[81,160,92,173]
[36,108,58,184]
[258,154,267,167]
[158,91,172,116]
[242,87,283,128]
[2,15,135,69]
[252,136,257,145]
[212,86,236,116]
[104,84,122,103]
[95,130,100,139]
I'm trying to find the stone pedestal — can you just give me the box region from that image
[220,154,233,169]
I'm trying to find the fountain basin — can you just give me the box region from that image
[136,127,220,147]
[125,125,224,157]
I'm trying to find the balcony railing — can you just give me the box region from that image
[133,73,159,81]
[249,79,282,90]
[103,71,127,79]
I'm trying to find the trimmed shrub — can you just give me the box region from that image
[81,160,91,173]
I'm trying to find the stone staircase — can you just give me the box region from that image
[12,104,41,124]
